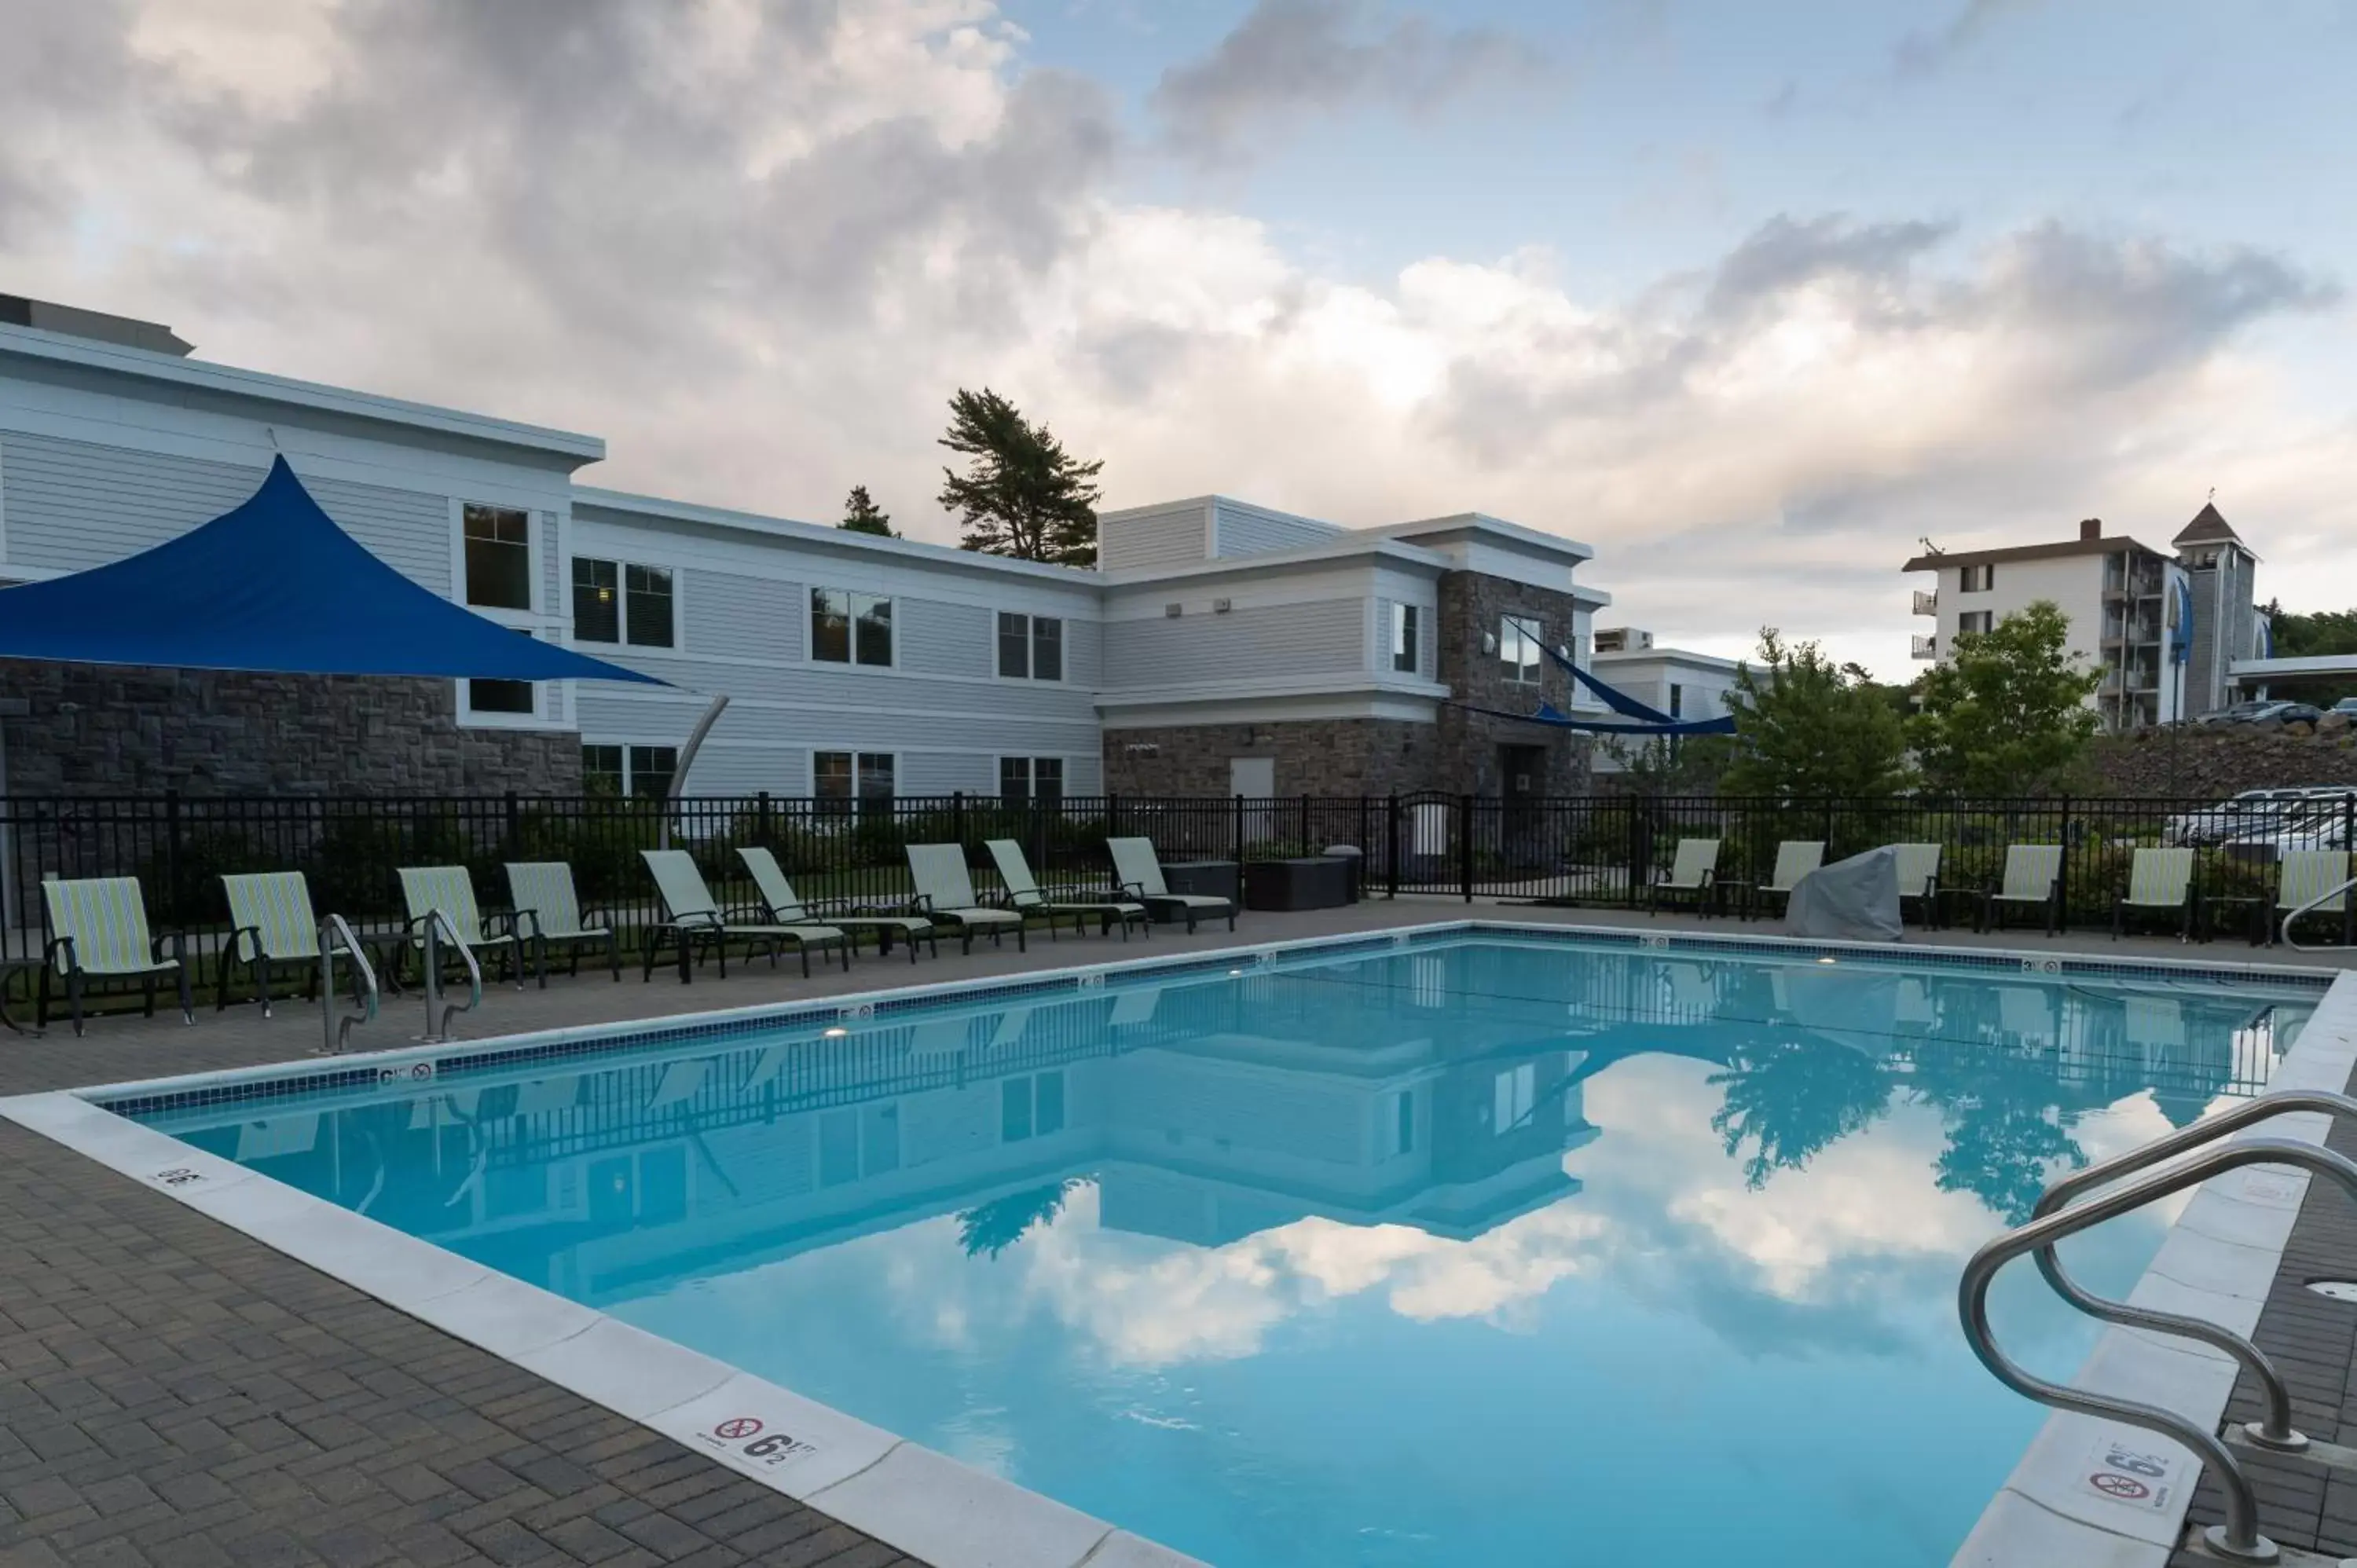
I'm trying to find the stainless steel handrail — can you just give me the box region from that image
[2030,1089,2357,1455]
[2282,872,2357,951]
[419,909,482,1044]
[317,914,379,1055]
[1961,1137,2357,1565]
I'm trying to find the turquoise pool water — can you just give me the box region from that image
[141,938,2321,1566]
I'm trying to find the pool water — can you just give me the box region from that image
[144,938,2320,1566]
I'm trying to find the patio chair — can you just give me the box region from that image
[219,870,330,1014]
[984,839,1149,940]
[1105,837,1237,933]
[37,875,194,1037]
[398,866,527,989]
[1646,838,1720,916]
[2275,849,2354,947]
[641,849,848,982]
[736,847,937,964]
[1892,843,1946,929]
[905,844,1028,953]
[1973,844,2063,936]
[1757,841,1825,915]
[2112,848,2194,940]
[503,863,621,984]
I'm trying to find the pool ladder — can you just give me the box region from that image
[1960,1090,2357,1563]
[2282,871,2357,951]
[317,914,379,1054]
[414,909,482,1044]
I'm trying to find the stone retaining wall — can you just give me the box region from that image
[2091,718,2357,797]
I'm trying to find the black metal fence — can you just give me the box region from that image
[2,789,2350,969]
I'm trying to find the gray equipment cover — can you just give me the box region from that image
[1783,845,1904,942]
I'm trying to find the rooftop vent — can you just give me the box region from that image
[2080,518,2102,541]
[1593,628,1653,654]
[0,295,193,357]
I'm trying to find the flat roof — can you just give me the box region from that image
[1901,535,2172,573]
[1100,534,1453,586]
[1372,511,1597,565]
[0,321,607,466]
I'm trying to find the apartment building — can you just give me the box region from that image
[0,301,1645,801]
[1583,629,1742,775]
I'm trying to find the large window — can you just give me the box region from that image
[1500,614,1544,685]
[999,757,1065,803]
[583,744,677,799]
[815,751,896,804]
[1959,610,1995,636]
[1391,603,1420,674]
[574,559,675,648]
[464,504,533,610]
[1959,563,1996,593]
[997,613,1065,681]
[812,589,893,666]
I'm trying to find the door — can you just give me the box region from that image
[1499,744,1546,869]
[1230,757,1275,846]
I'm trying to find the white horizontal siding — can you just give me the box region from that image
[574,691,1094,756]
[310,474,452,593]
[1067,753,1103,794]
[899,752,996,796]
[1103,599,1365,690]
[1100,503,1208,571]
[676,745,809,797]
[684,570,805,662]
[900,598,992,676]
[1212,500,1343,559]
[587,652,1098,720]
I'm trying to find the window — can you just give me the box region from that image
[625,565,674,648]
[467,628,537,716]
[815,751,895,803]
[1001,1072,1067,1143]
[1390,1090,1414,1156]
[463,504,533,610]
[997,613,1064,681]
[1669,683,1684,719]
[812,588,893,666]
[1493,1064,1536,1134]
[573,559,620,643]
[581,744,676,798]
[999,757,1065,803]
[1958,610,1995,636]
[1500,614,1544,685]
[574,559,674,648]
[1391,604,1420,674]
[1959,563,1995,593]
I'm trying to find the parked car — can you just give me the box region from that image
[2166,787,2318,846]
[2333,697,2357,718]
[2196,700,2326,726]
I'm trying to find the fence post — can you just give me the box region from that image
[2057,793,2073,932]
[757,789,772,842]
[951,790,966,847]
[1233,793,1244,865]
[1300,793,1311,855]
[164,788,183,925]
[504,790,522,861]
[1108,792,1120,841]
[1458,793,1475,903]
[1385,793,1398,899]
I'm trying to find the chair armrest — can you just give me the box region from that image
[45,935,76,975]
[481,908,526,942]
[511,907,544,942]
[152,929,192,966]
[228,923,263,964]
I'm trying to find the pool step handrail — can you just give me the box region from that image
[317,914,378,1056]
[2282,870,2357,951]
[2027,1089,2357,1459]
[416,909,482,1044]
[1961,1135,2357,1566]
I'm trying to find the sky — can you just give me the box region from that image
[2,0,2352,677]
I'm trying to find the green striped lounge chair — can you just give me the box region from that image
[219,870,328,1014]
[736,847,937,964]
[397,866,527,990]
[1646,838,1720,917]
[1758,841,1825,914]
[640,849,848,983]
[38,875,194,1036]
[1974,844,2063,936]
[905,844,1028,953]
[1105,837,1236,933]
[1892,843,1946,929]
[2276,850,2353,947]
[985,838,1149,940]
[2113,848,2194,940]
[503,863,621,984]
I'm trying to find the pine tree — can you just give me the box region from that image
[839,485,896,537]
[937,388,1102,566]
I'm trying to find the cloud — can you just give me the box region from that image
[1894,0,2044,77]
[1149,0,1548,165]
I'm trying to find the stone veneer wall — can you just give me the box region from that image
[1432,572,1592,797]
[1103,718,1439,797]
[0,662,581,795]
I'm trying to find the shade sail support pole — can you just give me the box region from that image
[659,694,730,851]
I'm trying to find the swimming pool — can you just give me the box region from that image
[121,933,2326,1566]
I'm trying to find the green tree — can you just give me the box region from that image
[1908,600,2102,797]
[2261,599,2357,704]
[937,388,1103,566]
[955,1178,1087,1258]
[1718,629,1912,799]
[839,485,896,537]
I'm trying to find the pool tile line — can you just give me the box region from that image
[1954,967,2357,1567]
[0,1086,1209,1568]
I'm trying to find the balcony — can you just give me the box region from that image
[1911,634,1937,660]
[1912,590,1938,617]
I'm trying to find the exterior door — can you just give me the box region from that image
[1230,757,1274,797]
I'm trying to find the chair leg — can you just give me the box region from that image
[67,967,86,1039]
[216,951,235,1013]
[144,971,157,1020]
[257,954,275,1018]
[175,964,194,1026]
[36,965,52,1031]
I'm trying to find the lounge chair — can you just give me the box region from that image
[1106,837,1237,933]
[1973,844,2063,936]
[737,847,937,963]
[2275,850,2354,947]
[640,849,849,981]
[905,844,1028,952]
[503,863,621,983]
[219,870,330,1013]
[398,866,527,989]
[2113,848,2194,940]
[1757,841,1825,915]
[1892,843,1945,929]
[1646,838,1720,916]
[37,875,193,1036]
[984,839,1149,940]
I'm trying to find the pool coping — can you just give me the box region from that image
[0,918,2345,1568]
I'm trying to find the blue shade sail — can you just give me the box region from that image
[0,456,665,685]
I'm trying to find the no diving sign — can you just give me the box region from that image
[2082,1436,2179,1513]
[693,1415,818,1472]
